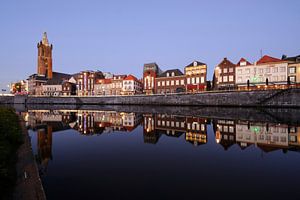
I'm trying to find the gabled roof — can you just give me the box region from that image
[185,61,206,68]
[158,69,183,77]
[283,54,300,63]
[217,57,236,67]
[124,74,139,81]
[236,58,252,66]
[256,55,282,65]
[46,72,71,85]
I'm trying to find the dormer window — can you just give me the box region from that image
[167,73,169,77]
[241,61,247,66]
[193,61,197,67]
[171,72,175,76]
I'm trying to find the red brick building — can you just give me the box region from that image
[155,69,186,94]
[213,58,236,90]
[143,63,162,94]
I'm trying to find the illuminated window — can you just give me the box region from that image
[289,67,296,74]
[176,80,179,85]
[158,81,161,86]
[229,68,233,73]
[166,81,170,86]
[223,76,228,82]
[171,80,174,85]
[229,75,234,82]
[201,77,204,83]
[181,79,184,85]
[223,68,228,73]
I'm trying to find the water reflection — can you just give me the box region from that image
[23,109,300,167]
[20,108,300,199]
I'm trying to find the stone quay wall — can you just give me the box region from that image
[1,88,300,107]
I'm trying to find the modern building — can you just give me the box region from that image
[213,58,236,90]
[143,63,162,95]
[122,74,143,95]
[76,71,104,96]
[185,61,207,92]
[155,69,185,94]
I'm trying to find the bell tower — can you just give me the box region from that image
[37,32,53,79]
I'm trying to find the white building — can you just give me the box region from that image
[122,75,143,95]
[235,55,289,89]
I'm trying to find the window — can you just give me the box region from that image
[201,77,205,83]
[259,69,263,74]
[223,68,228,73]
[196,77,200,84]
[162,81,165,86]
[290,76,296,82]
[167,73,169,77]
[265,68,270,73]
[237,77,242,83]
[229,126,234,133]
[229,68,233,73]
[237,69,242,74]
[176,80,179,85]
[166,81,170,86]
[273,76,278,82]
[171,72,175,76]
[158,81,161,86]
[181,122,185,128]
[193,61,197,67]
[171,80,174,85]
[272,67,278,73]
[181,79,184,85]
[229,75,234,82]
[280,67,286,72]
[246,69,250,74]
[187,78,190,84]
[289,67,296,74]
[192,77,195,84]
[223,76,228,82]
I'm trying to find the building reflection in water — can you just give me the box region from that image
[24,109,300,175]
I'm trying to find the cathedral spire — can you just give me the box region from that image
[42,32,49,46]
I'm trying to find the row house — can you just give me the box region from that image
[185,61,207,92]
[143,63,162,95]
[94,78,112,95]
[111,75,127,95]
[40,72,76,96]
[283,54,300,84]
[155,69,185,94]
[122,74,143,95]
[235,55,289,90]
[77,70,104,96]
[213,58,236,90]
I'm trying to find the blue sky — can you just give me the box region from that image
[0,0,299,90]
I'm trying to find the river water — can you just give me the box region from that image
[19,106,300,199]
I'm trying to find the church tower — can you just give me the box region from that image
[37,32,53,79]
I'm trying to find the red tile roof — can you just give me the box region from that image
[236,58,252,66]
[256,55,282,64]
[124,74,139,81]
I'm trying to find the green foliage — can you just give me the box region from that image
[0,107,23,199]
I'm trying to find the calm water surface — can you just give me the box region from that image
[22,107,300,199]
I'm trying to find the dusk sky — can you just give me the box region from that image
[0,0,299,90]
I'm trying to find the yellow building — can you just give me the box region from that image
[283,55,300,84]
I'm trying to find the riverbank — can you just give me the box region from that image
[0,107,23,200]
[13,116,46,200]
